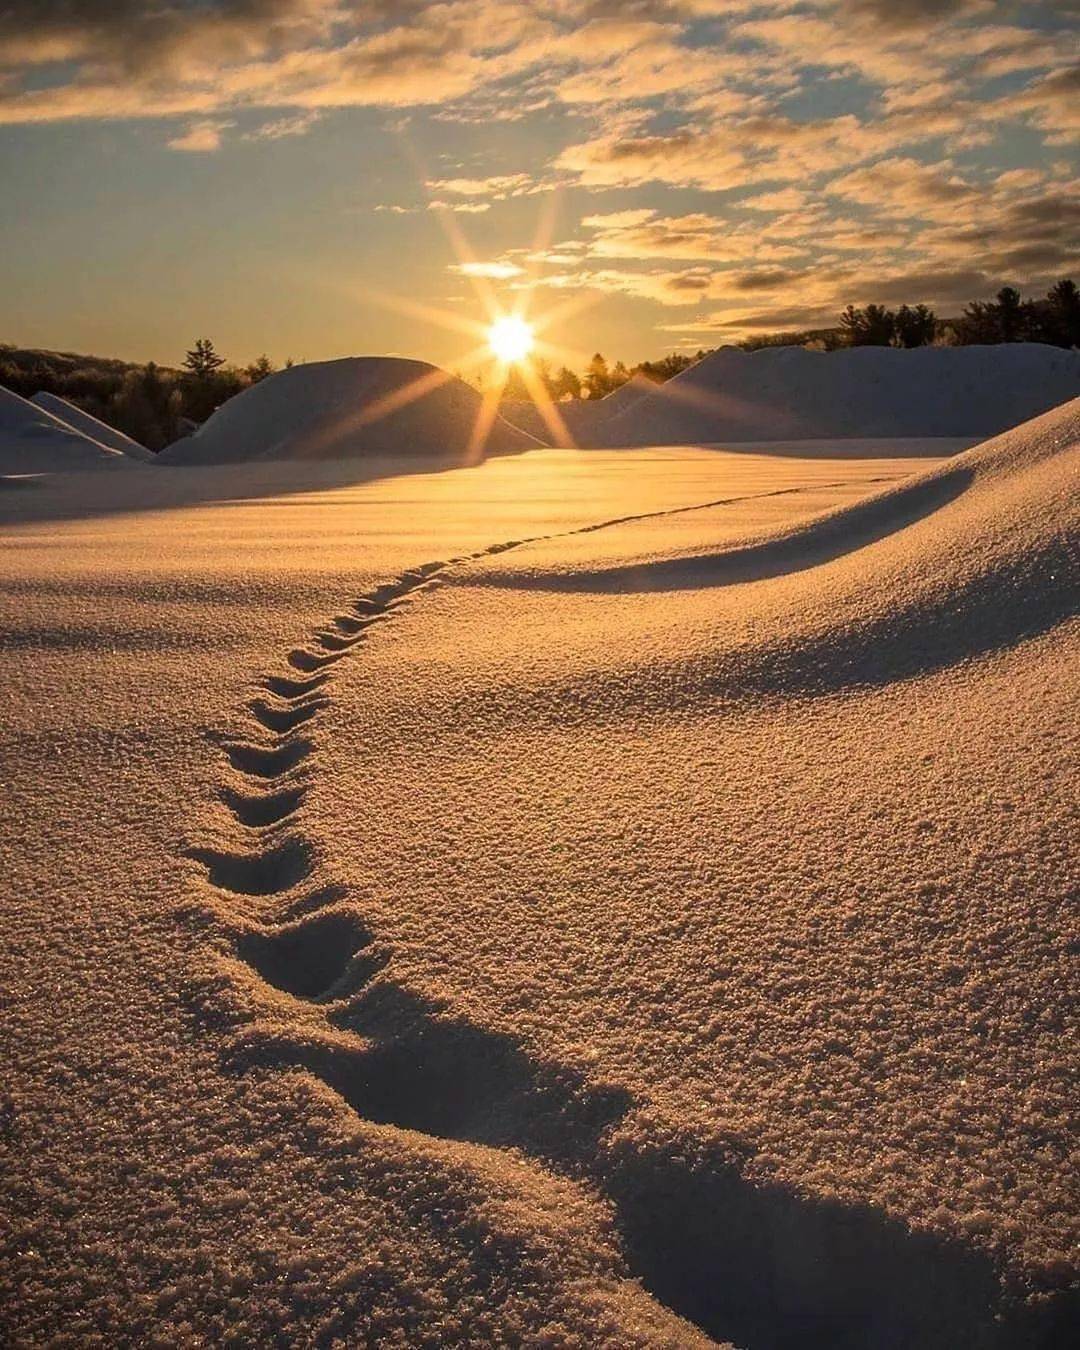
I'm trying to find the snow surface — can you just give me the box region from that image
[31,390,154,461]
[595,343,1080,446]
[0,385,129,472]
[160,357,541,465]
[1,401,1076,1347]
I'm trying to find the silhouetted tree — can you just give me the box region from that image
[840,304,895,346]
[839,305,865,345]
[956,299,998,345]
[893,303,936,348]
[995,286,1025,342]
[244,354,275,383]
[183,338,225,379]
[1045,279,1080,347]
[584,352,611,399]
[552,365,581,400]
[863,304,896,345]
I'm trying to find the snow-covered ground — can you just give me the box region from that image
[1,407,1076,1347]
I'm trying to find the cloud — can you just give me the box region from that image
[740,188,807,211]
[450,261,525,278]
[166,119,232,152]
[580,208,658,229]
[426,172,533,198]
[429,199,491,212]
[827,156,979,221]
[245,110,321,140]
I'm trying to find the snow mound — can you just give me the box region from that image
[505,396,1079,692]
[600,371,662,417]
[596,343,1080,446]
[31,391,154,461]
[0,386,128,472]
[159,357,543,465]
[500,374,661,447]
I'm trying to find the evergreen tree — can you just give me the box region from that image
[862,304,896,345]
[183,338,225,379]
[552,365,581,400]
[956,299,998,344]
[584,352,611,400]
[995,286,1025,342]
[839,304,865,345]
[893,303,936,348]
[244,354,275,383]
[1046,279,1079,347]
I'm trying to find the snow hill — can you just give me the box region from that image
[31,391,153,461]
[0,386,129,473]
[594,343,1080,446]
[159,357,543,465]
[500,373,660,446]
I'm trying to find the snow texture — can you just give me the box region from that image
[1,393,1076,1348]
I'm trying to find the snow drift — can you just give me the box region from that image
[487,396,1080,698]
[159,357,542,465]
[31,391,153,461]
[594,343,1080,446]
[0,386,128,473]
[500,373,660,446]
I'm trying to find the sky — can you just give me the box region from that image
[0,0,1076,372]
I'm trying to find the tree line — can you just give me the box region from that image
[0,338,283,452]
[496,350,707,402]
[836,280,1079,350]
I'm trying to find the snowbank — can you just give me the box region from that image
[31,391,154,461]
[0,386,128,472]
[159,357,542,465]
[595,342,1080,446]
[500,374,661,447]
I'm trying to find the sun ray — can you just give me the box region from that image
[515,353,576,449]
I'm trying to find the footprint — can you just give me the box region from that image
[314,631,363,653]
[190,836,313,897]
[237,909,377,999]
[332,615,370,635]
[223,737,313,779]
[263,672,331,700]
[288,647,346,673]
[220,783,306,828]
[248,697,325,734]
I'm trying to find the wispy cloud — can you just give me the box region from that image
[166,119,232,152]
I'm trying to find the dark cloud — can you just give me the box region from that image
[838,0,983,31]
[732,268,798,290]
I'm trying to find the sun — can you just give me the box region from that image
[488,315,534,364]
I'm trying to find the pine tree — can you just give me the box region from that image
[183,338,225,380]
[995,287,1024,342]
[1046,279,1079,347]
[244,354,275,383]
[553,366,581,400]
[584,353,610,400]
[893,304,936,348]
